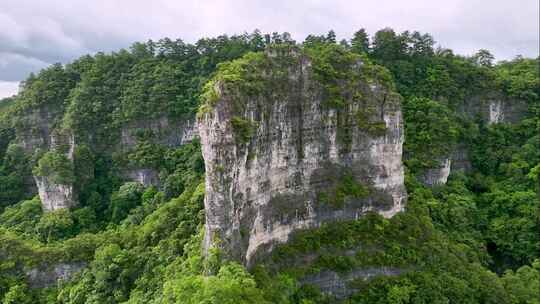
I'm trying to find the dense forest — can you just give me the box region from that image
[0,28,539,303]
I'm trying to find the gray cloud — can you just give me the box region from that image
[0,0,538,98]
[0,52,49,81]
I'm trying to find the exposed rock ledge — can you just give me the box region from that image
[34,176,76,211]
[419,158,451,186]
[302,267,406,299]
[26,262,86,288]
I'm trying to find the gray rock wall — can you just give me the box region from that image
[419,144,472,187]
[419,158,452,186]
[15,107,56,154]
[119,116,198,188]
[120,116,198,151]
[26,262,86,288]
[417,92,528,187]
[302,267,405,299]
[34,176,76,211]
[459,93,528,125]
[450,144,472,173]
[34,131,77,211]
[198,50,406,265]
[123,168,160,187]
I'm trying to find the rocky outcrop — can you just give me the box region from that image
[123,168,160,187]
[26,262,86,288]
[419,158,451,186]
[488,100,504,124]
[120,116,199,188]
[302,267,405,299]
[418,144,472,187]
[450,144,471,173]
[459,93,528,125]
[8,102,79,211]
[50,131,76,160]
[34,176,76,211]
[417,91,528,187]
[14,106,56,154]
[198,47,406,265]
[33,131,77,211]
[120,116,198,150]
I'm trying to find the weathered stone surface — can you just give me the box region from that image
[459,93,528,125]
[488,100,504,124]
[119,116,199,187]
[33,130,78,211]
[34,176,76,211]
[21,112,199,207]
[198,50,406,265]
[417,91,528,187]
[123,168,160,187]
[302,267,405,299]
[450,144,472,173]
[120,116,198,151]
[419,144,472,187]
[26,262,86,288]
[419,158,451,186]
[10,107,58,200]
[50,131,76,160]
[15,107,56,154]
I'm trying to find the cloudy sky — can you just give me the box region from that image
[1,0,538,98]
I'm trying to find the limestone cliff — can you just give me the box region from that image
[198,46,406,265]
[34,176,76,211]
[13,105,58,154]
[459,92,528,125]
[33,133,77,211]
[9,99,199,210]
[120,115,199,187]
[26,262,86,288]
[418,93,528,187]
[120,116,198,150]
[419,158,452,186]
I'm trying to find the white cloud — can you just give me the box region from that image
[0,0,538,83]
[0,81,19,99]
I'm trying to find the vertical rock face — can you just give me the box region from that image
[123,168,160,187]
[120,116,199,150]
[26,262,86,288]
[10,104,79,211]
[198,47,406,265]
[13,104,201,210]
[419,145,472,187]
[488,100,504,124]
[417,93,528,187]
[459,93,529,124]
[34,131,77,211]
[419,158,451,186]
[120,116,199,188]
[34,176,76,211]
[15,106,56,154]
[450,144,472,172]
[301,267,405,299]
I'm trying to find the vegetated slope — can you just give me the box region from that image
[0,29,538,304]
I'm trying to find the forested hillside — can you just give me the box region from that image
[0,29,538,303]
